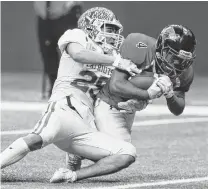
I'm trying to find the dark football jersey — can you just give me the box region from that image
[120,33,156,69]
[174,65,194,92]
[97,33,194,108]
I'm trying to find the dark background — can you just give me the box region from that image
[1,1,207,75]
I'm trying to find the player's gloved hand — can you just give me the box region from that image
[113,54,140,76]
[118,99,148,113]
[147,78,163,99]
[157,75,174,99]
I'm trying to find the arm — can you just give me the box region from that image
[166,91,185,116]
[59,28,116,65]
[156,76,186,116]
[158,67,194,116]
[58,29,140,74]
[66,42,140,76]
[66,42,115,65]
[109,68,150,100]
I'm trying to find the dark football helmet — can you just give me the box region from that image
[77,7,124,54]
[155,24,196,79]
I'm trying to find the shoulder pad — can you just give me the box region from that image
[120,33,156,67]
[58,29,88,53]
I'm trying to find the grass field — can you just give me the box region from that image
[1,72,208,189]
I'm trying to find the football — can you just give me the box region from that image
[129,71,154,90]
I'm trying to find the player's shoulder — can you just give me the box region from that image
[177,65,194,92]
[180,65,194,83]
[63,28,86,37]
[60,28,87,43]
[120,33,156,66]
[125,33,156,47]
[58,28,88,52]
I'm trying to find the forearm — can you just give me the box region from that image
[72,49,116,65]
[110,80,150,100]
[166,93,185,116]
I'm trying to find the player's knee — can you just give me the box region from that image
[118,154,135,169]
[119,142,137,161]
[23,133,43,151]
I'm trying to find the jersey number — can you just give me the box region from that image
[71,70,108,99]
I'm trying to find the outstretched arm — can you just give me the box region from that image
[66,42,116,65]
[156,75,187,116]
[66,42,140,76]
[166,91,185,116]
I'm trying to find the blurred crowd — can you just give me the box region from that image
[34,1,83,98]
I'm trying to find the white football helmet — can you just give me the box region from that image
[78,7,124,54]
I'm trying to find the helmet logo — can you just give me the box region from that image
[169,33,180,42]
[136,42,147,48]
[161,26,181,42]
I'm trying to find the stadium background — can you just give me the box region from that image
[2,2,208,188]
[1,1,208,75]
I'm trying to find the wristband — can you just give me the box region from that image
[112,54,121,67]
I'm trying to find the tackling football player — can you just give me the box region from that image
[58,7,138,172]
[0,7,140,182]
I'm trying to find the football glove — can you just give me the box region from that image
[157,75,174,99]
[147,78,163,99]
[113,54,140,76]
[118,99,148,113]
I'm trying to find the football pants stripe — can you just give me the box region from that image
[32,102,52,133]
[33,102,56,134]
[33,103,52,132]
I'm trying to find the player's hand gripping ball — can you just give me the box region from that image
[156,75,174,99]
[129,71,163,99]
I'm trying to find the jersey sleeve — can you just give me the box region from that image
[58,29,87,53]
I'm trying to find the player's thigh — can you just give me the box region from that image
[54,131,136,162]
[32,102,58,145]
[94,99,135,142]
[32,101,94,147]
[57,108,95,139]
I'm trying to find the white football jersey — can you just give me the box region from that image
[49,28,114,110]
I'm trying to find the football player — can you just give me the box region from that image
[0,7,140,182]
[59,6,138,172]
[94,24,196,144]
